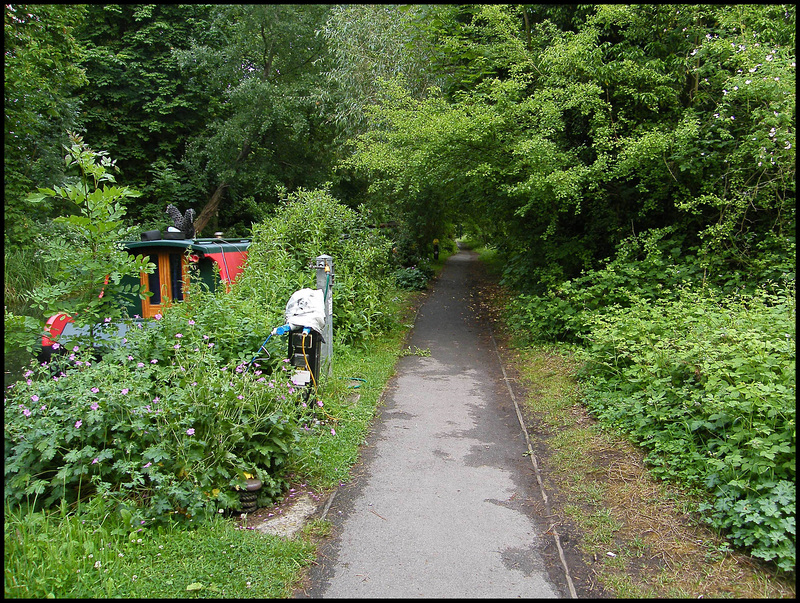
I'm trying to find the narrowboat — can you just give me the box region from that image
[40,231,250,360]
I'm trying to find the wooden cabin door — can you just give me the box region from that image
[140,251,188,318]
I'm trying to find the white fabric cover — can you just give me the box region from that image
[284,288,325,334]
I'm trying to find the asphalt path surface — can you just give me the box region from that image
[299,248,564,598]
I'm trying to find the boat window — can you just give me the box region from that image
[148,255,162,304]
[170,253,184,301]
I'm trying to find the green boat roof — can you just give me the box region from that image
[124,238,251,253]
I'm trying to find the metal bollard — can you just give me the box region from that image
[314,254,334,376]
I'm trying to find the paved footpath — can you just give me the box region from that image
[298,248,563,598]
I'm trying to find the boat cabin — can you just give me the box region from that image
[40,233,250,359]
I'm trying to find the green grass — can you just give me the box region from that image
[4,497,315,598]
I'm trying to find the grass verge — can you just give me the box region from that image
[505,342,796,598]
[4,497,315,599]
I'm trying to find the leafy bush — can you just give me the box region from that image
[393,265,432,291]
[577,284,795,572]
[3,298,313,524]
[506,227,795,345]
[4,185,402,526]
[237,187,396,345]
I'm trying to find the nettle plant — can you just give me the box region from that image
[3,290,330,524]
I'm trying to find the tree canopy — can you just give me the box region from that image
[4,4,795,284]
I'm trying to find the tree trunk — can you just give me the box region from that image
[193,141,252,235]
[193,181,228,236]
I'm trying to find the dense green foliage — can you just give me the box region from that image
[577,284,795,571]
[236,187,396,345]
[74,4,218,228]
[4,4,88,246]
[507,226,795,572]
[347,5,795,289]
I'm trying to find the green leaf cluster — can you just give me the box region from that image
[575,283,795,572]
[237,187,395,345]
[24,133,152,337]
[345,5,795,290]
[4,4,88,246]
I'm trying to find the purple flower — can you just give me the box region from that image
[31,394,39,403]
[175,333,182,338]
[75,420,82,429]
[128,355,134,361]
[104,317,111,323]
[237,395,244,400]
[52,342,60,350]
[208,343,214,348]
[317,400,324,408]
[174,344,181,350]
[151,359,158,364]
[121,388,129,395]
[152,397,160,403]
[92,458,99,464]
[188,320,195,326]
[91,387,99,394]
[186,428,195,436]
[91,402,99,411]
[73,346,80,352]
[137,362,145,368]
[331,428,336,436]
[143,462,152,468]
[23,408,31,417]
[154,313,162,321]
